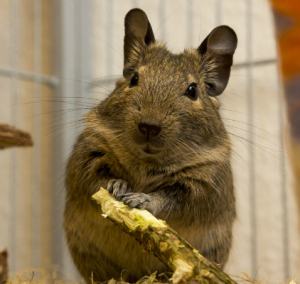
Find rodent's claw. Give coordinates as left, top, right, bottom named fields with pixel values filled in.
left=107, top=180, right=115, bottom=194
left=122, top=192, right=150, bottom=210
left=107, top=179, right=131, bottom=201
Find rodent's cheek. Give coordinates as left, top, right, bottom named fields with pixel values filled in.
left=209, top=97, right=220, bottom=108
left=124, top=112, right=142, bottom=143
left=123, top=86, right=130, bottom=92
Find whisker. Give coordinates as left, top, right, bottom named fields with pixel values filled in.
left=42, top=120, right=85, bottom=142
left=224, top=124, right=281, bottom=150
left=222, top=117, right=279, bottom=140
left=220, top=108, right=269, bottom=123
left=59, top=77, right=113, bottom=93
left=90, top=32, right=123, bottom=57
left=228, top=132, right=279, bottom=160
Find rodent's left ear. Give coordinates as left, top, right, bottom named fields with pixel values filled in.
left=198, top=26, right=237, bottom=97
left=123, top=9, right=155, bottom=75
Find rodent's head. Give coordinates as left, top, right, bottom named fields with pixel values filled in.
left=92, top=9, right=237, bottom=168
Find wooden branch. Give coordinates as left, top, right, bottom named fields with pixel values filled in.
left=0, top=124, right=33, bottom=149
left=0, top=250, right=8, bottom=284
left=92, top=188, right=237, bottom=284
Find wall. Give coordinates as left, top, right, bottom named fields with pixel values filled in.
left=0, top=0, right=54, bottom=277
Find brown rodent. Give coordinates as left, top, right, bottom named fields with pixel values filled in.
left=64, top=8, right=237, bottom=283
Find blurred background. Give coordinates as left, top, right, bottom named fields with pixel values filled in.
left=0, top=0, right=299, bottom=282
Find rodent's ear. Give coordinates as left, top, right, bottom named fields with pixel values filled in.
left=198, top=25, right=237, bottom=97
left=123, top=9, right=155, bottom=75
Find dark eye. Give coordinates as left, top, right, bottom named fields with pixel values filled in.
left=184, top=83, right=198, bottom=100
left=130, top=72, right=139, bottom=87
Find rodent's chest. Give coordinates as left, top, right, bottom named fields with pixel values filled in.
left=126, top=169, right=173, bottom=193
left=98, top=137, right=215, bottom=193
left=118, top=161, right=202, bottom=194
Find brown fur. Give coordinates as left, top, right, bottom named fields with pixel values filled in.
left=64, top=9, right=237, bottom=283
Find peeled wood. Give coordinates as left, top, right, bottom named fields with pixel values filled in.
left=0, top=124, right=33, bottom=149
left=92, top=188, right=237, bottom=284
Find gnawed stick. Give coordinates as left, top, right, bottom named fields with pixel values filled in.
left=92, top=188, right=237, bottom=284
left=0, top=124, right=33, bottom=149
left=0, top=250, right=8, bottom=284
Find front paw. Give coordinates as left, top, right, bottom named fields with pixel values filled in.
left=121, top=192, right=150, bottom=210
left=107, top=179, right=131, bottom=201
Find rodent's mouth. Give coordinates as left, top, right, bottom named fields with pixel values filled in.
left=142, top=144, right=160, bottom=155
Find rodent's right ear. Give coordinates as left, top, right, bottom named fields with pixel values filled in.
left=198, top=26, right=237, bottom=97
left=123, top=9, right=155, bottom=76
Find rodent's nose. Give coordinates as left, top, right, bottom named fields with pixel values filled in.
left=138, top=122, right=161, bottom=137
